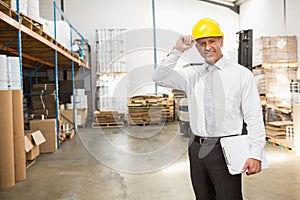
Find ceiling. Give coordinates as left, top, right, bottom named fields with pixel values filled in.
left=198, top=0, right=250, bottom=13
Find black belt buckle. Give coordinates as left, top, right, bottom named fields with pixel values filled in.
left=194, top=136, right=206, bottom=145
left=194, top=135, right=220, bottom=145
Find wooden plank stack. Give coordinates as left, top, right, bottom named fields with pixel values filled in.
left=265, top=121, right=293, bottom=139
left=93, top=110, right=125, bottom=128
left=253, top=35, right=298, bottom=121
left=127, top=95, right=162, bottom=126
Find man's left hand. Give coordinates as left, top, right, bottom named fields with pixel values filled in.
left=241, top=158, right=262, bottom=176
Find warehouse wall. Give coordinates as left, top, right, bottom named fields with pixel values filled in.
left=39, top=0, right=239, bottom=111
left=240, top=0, right=300, bottom=74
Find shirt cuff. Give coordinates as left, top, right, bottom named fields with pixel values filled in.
left=250, top=147, right=263, bottom=161
left=172, top=48, right=184, bottom=55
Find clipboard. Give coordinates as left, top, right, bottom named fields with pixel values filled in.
left=220, top=135, right=268, bottom=175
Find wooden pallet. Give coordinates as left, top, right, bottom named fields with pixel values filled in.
left=127, top=122, right=162, bottom=127
left=0, top=0, right=14, bottom=17
left=266, top=137, right=295, bottom=153
left=0, top=1, right=75, bottom=58
left=66, top=131, right=75, bottom=139
left=20, top=15, right=43, bottom=35
left=0, top=1, right=43, bottom=34
left=254, top=62, right=298, bottom=69
left=92, top=122, right=124, bottom=128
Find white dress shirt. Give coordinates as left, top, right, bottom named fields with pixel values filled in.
left=152, top=49, right=266, bottom=161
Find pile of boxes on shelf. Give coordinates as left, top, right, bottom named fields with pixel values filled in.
left=61, top=88, right=87, bottom=137
left=60, top=88, right=88, bottom=131
left=31, top=83, right=56, bottom=119
left=252, top=35, right=298, bottom=146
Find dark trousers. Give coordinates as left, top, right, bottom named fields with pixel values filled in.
left=188, top=138, right=243, bottom=200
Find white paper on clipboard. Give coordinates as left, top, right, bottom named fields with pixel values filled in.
left=220, top=135, right=268, bottom=175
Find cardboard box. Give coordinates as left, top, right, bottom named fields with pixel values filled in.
left=29, top=119, right=57, bottom=153
left=0, top=90, right=15, bottom=189
left=60, top=108, right=87, bottom=128
left=12, top=90, right=26, bottom=182
left=24, top=130, right=46, bottom=160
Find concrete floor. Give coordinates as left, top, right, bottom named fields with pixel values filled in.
left=1, top=122, right=300, bottom=200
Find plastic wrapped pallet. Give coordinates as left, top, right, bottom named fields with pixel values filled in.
left=7, top=56, right=21, bottom=90
left=11, top=0, right=28, bottom=15
left=27, top=0, right=40, bottom=22
left=253, top=35, right=298, bottom=67
left=0, top=55, right=8, bottom=90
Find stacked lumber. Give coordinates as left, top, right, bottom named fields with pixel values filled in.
left=265, top=121, right=293, bottom=139
left=93, top=110, right=125, bottom=128
left=127, top=95, right=162, bottom=126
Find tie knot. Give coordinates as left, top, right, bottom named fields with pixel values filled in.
left=206, top=66, right=216, bottom=73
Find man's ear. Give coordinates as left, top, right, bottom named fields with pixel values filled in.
left=219, top=37, right=224, bottom=47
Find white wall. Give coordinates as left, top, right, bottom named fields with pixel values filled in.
left=240, top=0, right=300, bottom=68
left=39, top=0, right=239, bottom=111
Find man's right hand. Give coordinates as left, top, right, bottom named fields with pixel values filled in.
left=175, top=35, right=195, bottom=53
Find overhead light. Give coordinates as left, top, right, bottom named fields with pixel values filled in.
left=197, top=0, right=239, bottom=13
left=208, top=0, right=234, bottom=7
left=234, top=0, right=250, bottom=6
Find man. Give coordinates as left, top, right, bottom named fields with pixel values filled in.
left=152, top=18, right=266, bottom=200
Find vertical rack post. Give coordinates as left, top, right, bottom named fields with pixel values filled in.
left=152, top=0, right=157, bottom=95
left=53, top=1, right=60, bottom=149
left=70, top=24, right=77, bottom=134
left=16, top=0, right=23, bottom=90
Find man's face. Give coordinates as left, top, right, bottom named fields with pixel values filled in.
left=195, top=37, right=223, bottom=65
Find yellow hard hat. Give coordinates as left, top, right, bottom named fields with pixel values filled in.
left=192, top=18, right=224, bottom=40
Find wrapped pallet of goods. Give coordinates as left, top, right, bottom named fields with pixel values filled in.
left=0, top=55, right=8, bottom=90
left=253, top=35, right=298, bottom=67
left=253, top=35, right=298, bottom=122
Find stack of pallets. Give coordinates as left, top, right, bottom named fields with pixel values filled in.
left=93, top=110, right=125, bottom=128
left=265, top=121, right=293, bottom=139
left=127, top=95, right=162, bottom=126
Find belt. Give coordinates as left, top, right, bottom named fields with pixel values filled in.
left=194, top=135, right=220, bottom=144
left=194, top=134, right=239, bottom=145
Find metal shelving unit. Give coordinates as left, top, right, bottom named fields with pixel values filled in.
left=0, top=0, right=90, bottom=149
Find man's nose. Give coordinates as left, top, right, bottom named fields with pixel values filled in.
left=205, top=43, right=211, bottom=51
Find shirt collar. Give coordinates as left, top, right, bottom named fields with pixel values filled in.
left=204, top=56, right=227, bottom=71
